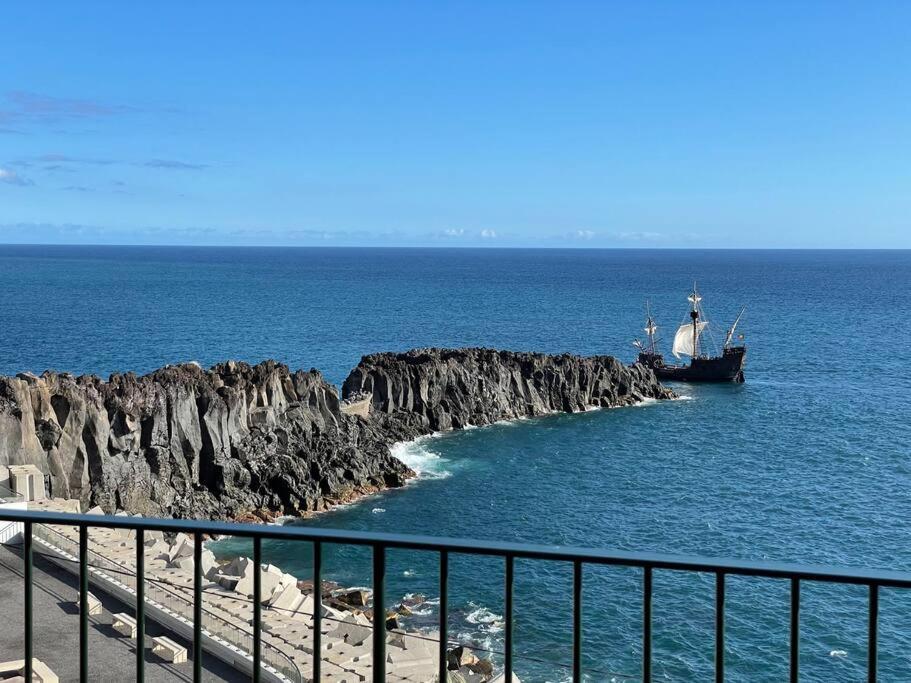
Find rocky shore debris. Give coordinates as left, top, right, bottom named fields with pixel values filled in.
left=1, top=348, right=672, bottom=520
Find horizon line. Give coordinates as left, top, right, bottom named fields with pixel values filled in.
left=1, top=242, right=910, bottom=252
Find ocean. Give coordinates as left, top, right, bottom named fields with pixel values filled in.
left=3, top=245, right=910, bottom=682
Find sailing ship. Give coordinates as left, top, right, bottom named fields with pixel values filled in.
left=633, top=285, right=747, bottom=382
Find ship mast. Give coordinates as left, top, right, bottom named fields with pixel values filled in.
left=689, top=282, right=700, bottom=359
left=645, top=300, right=657, bottom=354
left=724, top=307, right=746, bottom=348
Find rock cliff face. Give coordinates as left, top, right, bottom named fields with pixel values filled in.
left=0, top=349, right=672, bottom=519
left=342, top=348, right=675, bottom=438
left=0, top=361, right=409, bottom=519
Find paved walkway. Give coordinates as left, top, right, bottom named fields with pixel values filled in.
left=0, top=543, right=243, bottom=683
left=27, top=500, right=444, bottom=682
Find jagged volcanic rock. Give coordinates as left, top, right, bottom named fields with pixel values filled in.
left=0, top=349, right=672, bottom=519
left=342, top=348, right=675, bottom=435
left=0, top=361, right=409, bottom=518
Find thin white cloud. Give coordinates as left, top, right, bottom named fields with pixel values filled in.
left=0, top=91, right=137, bottom=125
left=614, top=231, right=663, bottom=242
left=142, top=159, right=208, bottom=171
left=480, top=229, right=497, bottom=238
left=441, top=228, right=465, bottom=237
left=14, top=154, right=207, bottom=171
left=0, top=167, right=32, bottom=186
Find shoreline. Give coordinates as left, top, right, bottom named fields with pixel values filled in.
left=2, top=347, right=674, bottom=522
left=238, top=391, right=674, bottom=528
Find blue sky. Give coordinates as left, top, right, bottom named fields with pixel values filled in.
left=1, top=2, right=909, bottom=248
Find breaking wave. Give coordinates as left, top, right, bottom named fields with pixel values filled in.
left=390, top=438, right=452, bottom=480
left=465, top=601, right=504, bottom=634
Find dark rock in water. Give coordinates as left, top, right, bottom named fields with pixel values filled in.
left=337, top=588, right=371, bottom=607
left=342, top=347, right=675, bottom=435
left=0, top=348, right=672, bottom=519
left=447, top=645, right=483, bottom=671
left=384, top=611, right=400, bottom=631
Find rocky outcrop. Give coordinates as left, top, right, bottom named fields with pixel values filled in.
left=0, top=361, right=410, bottom=519
left=342, top=348, right=675, bottom=435
left=0, top=349, right=672, bottom=519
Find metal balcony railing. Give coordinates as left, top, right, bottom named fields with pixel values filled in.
left=1, top=507, right=910, bottom=682
left=0, top=484, right=23, bottom=504
left=28, top=521, right=302, bottom=682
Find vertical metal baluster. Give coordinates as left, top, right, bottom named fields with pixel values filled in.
left=789, top=578, right=799, bottom=683
left=505, top=556, right=514, bottom=681
left=136, top=529, right=145, bottom=683
left=715, top=572, right=725, bottom=683
left=868, top=584, right=878, bottom=683
left=193, top=532, right=203, bottom=682
left=313, top=541, right=322, bottom=682
left=80, top=524, right=89, bottom=682
left=572, top=560, right=582, bottom=683
left=439, top=550, right=449, bottom=682
left=373, top=544, right=386, bottom=682
left=253, top=537, right=262, bottom=683
left=24, top=521, right=33, bottom=683
left=643, top=567, right=653, bottom=683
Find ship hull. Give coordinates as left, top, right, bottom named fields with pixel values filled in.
left=638, top=347, right=746, bottom=383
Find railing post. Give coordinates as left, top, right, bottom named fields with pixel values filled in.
left=643, top=566, right=652, bottom=683
left=372, top=544, right=386, bottom=682
left=715, top=572, right=725, bottom=683
left=439, top=550, right=449, bottom=682
left=572, top=559, right=582, bottom=683
left=136, top=528, right=145, bottom=683
left=24, top=521, right=33, bottom=683
left=80, top=524, right=89, bottom=682
left=505, top=555, right=514, bottom=681
left=313, top=540, right=322, bottom=682
left=869, top=584, right=879, bottom=682
left=253, top=536, right=262, bottom=683
left=193, top=532, right=203, bottom=682
left=789, top=578, right=799, bottom=683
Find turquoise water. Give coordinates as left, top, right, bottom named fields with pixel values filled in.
left=2, top=246, right=911, bottom=681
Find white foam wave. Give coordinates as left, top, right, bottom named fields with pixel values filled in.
left=271, top=515, right=296, bottom=526
left=390, top=439, right=452, bottom=480
left=371, top=507, right=385, bottom=514
left=334, top=585, right=371, bottom=594
left=465, top=602, right=504, bottom=634
left=830, top=649, right=848, bottom=658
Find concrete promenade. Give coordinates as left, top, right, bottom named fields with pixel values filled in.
left=0, top=543, right=241, bottom=683
left=16, top=500, right=506, bottom=683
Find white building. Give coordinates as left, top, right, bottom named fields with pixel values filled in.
left=0, top=464, right=44, bottom=544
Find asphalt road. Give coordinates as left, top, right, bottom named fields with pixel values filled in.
left=0, top=541, right=245, bottom=683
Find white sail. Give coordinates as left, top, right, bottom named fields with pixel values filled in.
left=644, top=322, right=657, bottom=335
left=672, top=321, right=708, bottom=359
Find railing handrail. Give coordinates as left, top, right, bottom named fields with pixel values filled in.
left=3, top=507, right=910, bottom=588
left=0, top=484, right=24, bottom=502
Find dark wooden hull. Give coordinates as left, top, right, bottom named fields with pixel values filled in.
left=638, top=347, right=746, bottom=383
